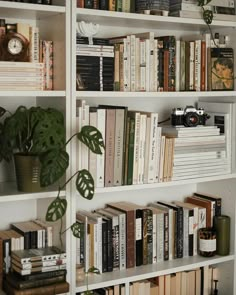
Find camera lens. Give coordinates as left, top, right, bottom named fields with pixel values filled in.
left=184, top=112, right=199, bottom=127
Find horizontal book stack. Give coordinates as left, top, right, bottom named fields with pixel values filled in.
left=0, top=219, right=53, bottom=290
left=76, top=192, right=222, bottom=273
left=4, top=247, right=68, bottom=295
left=162, top=125, right=230, bottom=181
left=0, top=62, right=44, bottom=91
left=76, top=43, right=114, bottom=91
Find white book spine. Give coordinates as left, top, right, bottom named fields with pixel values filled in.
left=139, top=39, right=146, bottom=91
left=145, top=39, right=150, bottom=92
left=119, top=213, right=126, bottom=270
left=158, top=134, right=165, bottom=183
left=153, top=39, right=158, bottom=92
left=29, top=26, right=39, bottom=63
left=156, top=213, right=164, bottom=262
left=132, top=112, right=141, bottom=185
left=89, top=112, right=97, bottom=187
left=149, top=36, right=155, bottom=92
left=189, top=41, right=195, bottom=90
left=143, top=116, right=151, bottom=184
left=96, top=109, right=106, bottom=188
left=175, top=40, right=180, bottom=92
left=155, top=126, right=162, bottom=183
left=152, top=213, right=157, bottom=264
left=130, top=35, right=136, bottom=92
left=147, top=113, right=158, bottom=183
left=93, top=223, right=99, bottom=270
left=135, top=37, right=140, bottom=91
left=138, top=114, right=147, bottom=184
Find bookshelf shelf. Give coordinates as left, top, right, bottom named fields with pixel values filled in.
left=76, top=254, right=235, bottom=292
left=76, top=90, right=236, bottom=98
left=0, top=1, right=66, bottom=20
left=90, top=173, right=236, bottom=194
left=0, top=91, right=66, bottom=97
left=0, top=182, right=65, bottom=202
left=76, top=8, right=236, bottom=30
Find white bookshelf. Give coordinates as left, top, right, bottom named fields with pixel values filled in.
left=1, top=0, right=236, bottom=294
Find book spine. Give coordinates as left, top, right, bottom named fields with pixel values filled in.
left=127, top=117, right=135, bottom=185
left=182, top=209, right=189, bottom=258
left=132, top=112, right=141, bottom=185
left=163, top=212, right=169, bottom=261
left=114, top=44, right=120, bottom=91
left=29, top=26, right=39, bottom=63
left=119, top=213, right=126, bottom=270
left=135, top=209, right=143, bottom=266
left=189, top=41, right=195, bottom=91
left=104, top=109, right=115, bottom=187
left=139, top=39, right=146, bottom=91
left=188, top=209, right=194, bottom=256
left=156, top=213, right=164, bottom=262
left=107, top=219, right=113, bottom=272
left=176, top=208, right=184, bottom=258
left=142, top=209, right=148, bottom=265
left=112, top=216, right=119, bottom=270
left=102, top=220, right=108, bottom=272
left=130, top=35, right=136, bottom=92
left=145, top=39, right=150, bottom=92
left=152, top=213, right=157, bottom=264
left=96, top=109, right=106, bottom=188
left=147, top=209, right=153, bottom=264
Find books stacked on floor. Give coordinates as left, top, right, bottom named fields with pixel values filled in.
left=76, top=193, right=222, bottom=273
left=162, top=125, right=230, bottom=181
left=76, top=42, right=114, bottom=91
left=0, top=62, right=44, bottom=91
left=4, top=247, right=69, bottom=295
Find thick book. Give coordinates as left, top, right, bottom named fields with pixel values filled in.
left=3, top=280, right=69, bottom=295
left=11, top=247, right=66, bottom=264
left=194, top=192, right=222, bottom=217
left=5, top=271, right=66, bottom=290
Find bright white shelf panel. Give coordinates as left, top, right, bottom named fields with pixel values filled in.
left=0, top=91, right=66, bottom=97
left=0, top=1, right=65, bottom=19
left=76, top=254, right=235, bottom=292
left=77, top=91, right=236, bottom=98
left=0, top=182, right=65, bottom=202
left=93, top=173, right=236, bottom=194
left=76, top=8, right=236, bottom=30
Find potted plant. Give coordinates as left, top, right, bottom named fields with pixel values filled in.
left=0, top=105, right=104, bottom=195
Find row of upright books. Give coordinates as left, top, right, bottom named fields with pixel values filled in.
left=76, top=192, right=222, bottom=274
left=79, top=265, right=218, bottom=295
left=76, top=100, right=230, bottom=187
left=76, top=31, right=234, bottom=92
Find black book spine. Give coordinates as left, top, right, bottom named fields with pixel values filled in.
left=163, top=212, right=169, bottom=261
left=99, top=0, right=109, bottom=9
left=147, top=209, right=153, bottom=265
left=188, top=209, right=194, bottom=257
left=106, top=218, right=113, bottom=272
left=135, top=209, right=143, bottom=267
left=102, top=220, right=108, bottom=273
left=176, top=207, right=183, bottom=258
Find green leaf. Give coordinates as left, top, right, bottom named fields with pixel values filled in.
left=76, top=169, right=94, bottom=200
left=0, top=107, right=6, bottom=117
left=84, top=291, right=94, bottom=295
left=203, top=9, right=213, bottom=24
left=71, top=222, right=84, bottom=238
left=87, top=266, right=100, bottom=274
left=198, top=0, right=205, bottom=6
left=77, top=125, right=105, bottom=155
left=40, top=149, right=69, bottom=187
left=30, top=107, right=65, bottom=154
left=46, top=197, right=67, bottom=222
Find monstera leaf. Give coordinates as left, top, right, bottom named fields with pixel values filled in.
left=76, top=169, right=94, bottom=200
left=46, top=197, right=67, bottom=222
left=71, top=222, right=84, bottom=238
left=203, top=10, right=213, bottom=24
left=77, top=125, right=104, bottom=155
left=30, top=107, right=65, bottom=154
left=40, top=149, right=69, bottom=187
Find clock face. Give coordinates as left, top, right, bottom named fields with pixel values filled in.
left=8, top=38, right=23, bottom=55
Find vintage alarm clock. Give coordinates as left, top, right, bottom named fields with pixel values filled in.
left=0, top=32, right=29, bottom=62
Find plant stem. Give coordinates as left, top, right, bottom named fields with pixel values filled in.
left=59, top=170, right=81, bottom=191
left=64, top=132, right=80, bottom=146
left=59, top=215, right=64, bottom=252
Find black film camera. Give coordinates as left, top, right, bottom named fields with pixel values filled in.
left=171, top=106, right=210, bottom=127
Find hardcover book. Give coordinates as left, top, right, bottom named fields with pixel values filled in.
left=210, top=47, right=234, bottom=91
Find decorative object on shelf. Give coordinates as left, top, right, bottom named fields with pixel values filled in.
left=214, top=215, right=230, bottom=255
left=0, top=106, right=65, bottom=192
left=198, top=227, right=216, bottom=257
left=0, top=32, right=29, bottom=62
left=76, top=21, right=99, bottom=45
left=135, top=0, right=169, bottom=15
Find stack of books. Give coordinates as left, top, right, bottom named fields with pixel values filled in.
left=4, top=247, right=69, bottom=294
left=162, top=125, right=230, bottom=180
left=76, top=43, right=114, bottom=91
left=0, top=62, right=44, bottom=91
